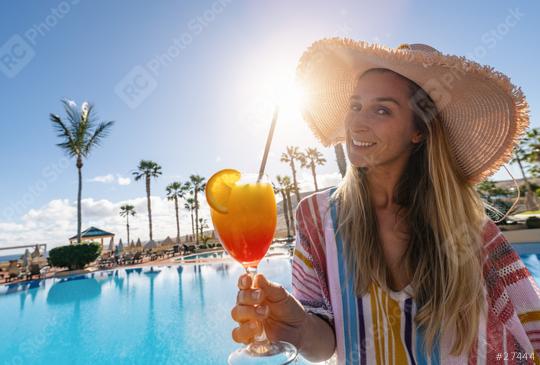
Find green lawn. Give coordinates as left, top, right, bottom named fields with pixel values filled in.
left=519, top=210, right=540, bottom=215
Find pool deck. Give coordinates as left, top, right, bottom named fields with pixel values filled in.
left=2, top=229, right=538, bottom=286
left=502, top=228, right=540, bottom=255
left=1, top=248, right=292, bottom=285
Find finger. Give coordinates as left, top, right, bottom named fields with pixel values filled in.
left=253, top=274, right=289, bottom=303
left=231, top=304, right=269, bottom=322
left=236, top=289, right=265, bottom=305
left=231, top=320, right=262, bottom=345
left=237, top=274, right=252, bottom=290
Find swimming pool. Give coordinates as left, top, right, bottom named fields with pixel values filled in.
left=0, top=258, right=320, bottom=365
left=180, top=251, right=230, bottom=261
left=2, top=254, right=540, bottom=364
left=179, top=246, right=290, bottom=262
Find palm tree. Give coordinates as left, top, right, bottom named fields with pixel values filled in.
left=119, top=204, right=136, bottom=244
left=280, top=146, right=302, bottom=203
left=523, top=128, right=540, bottom=180
left=198, top=218, right=209, bottom=240
left=50, top=100, right=114, bottom=243
left=278, top=175, right=295, bottom=235
left=525, top=128, right=540, bottom=163
left=274, top=177, right=291, bottom=238
left=475, top=180, right=512, bottom=202
left=511, top=134, right=539, bottom=211
left=133, top=160, right=162, bottom=241
left=184, top=197, right=196, bottom=241
left=187, top=175, right=206, bottom=245
left=166, top=181, right=190, bottom=244
left=334, top=144, right=347, bottom=178
left=299, top=147, right=327, bottom=192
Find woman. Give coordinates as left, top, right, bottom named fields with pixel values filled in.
left=231, top=39, right=539, bottom=364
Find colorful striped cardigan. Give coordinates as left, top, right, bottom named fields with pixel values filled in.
left=291, top=187, right=540, bottom=364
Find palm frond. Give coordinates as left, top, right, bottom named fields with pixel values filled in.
left=61, top=99, right=82, bottom=135
left=119, top=204, right=136, bottom=217
left=50, top=113, right=78, bottom=157
left=133, top=160, right=162, bottom=181
left=51, top=100, right=114, bottom=160
left=83, top=121, right=115, bottom=157
left=132, top=171, right=144, bottom=181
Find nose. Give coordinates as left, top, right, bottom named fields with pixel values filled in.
left=345, top=110, right=372, bottom=133
left=347, top=121, right=370, bottom=135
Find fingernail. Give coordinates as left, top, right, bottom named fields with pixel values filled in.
left=256, top=305, right=268, bottom=316
left=252, top=290, right=261, bottom=300
left=241, top=276, right=248, bottom=286
left=249, top=321, right=257, bottom=329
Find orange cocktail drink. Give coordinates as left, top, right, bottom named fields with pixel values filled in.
left=206, top=169, right=297, bottom=364
left=210, top=180, right=276, bottom=267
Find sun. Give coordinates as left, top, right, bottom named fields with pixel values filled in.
left=256, top=69, right=306, bottom=122
left=231, top=49, right=312, bottom=145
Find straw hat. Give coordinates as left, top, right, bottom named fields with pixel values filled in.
left=295, top=37, right=530, bottom=184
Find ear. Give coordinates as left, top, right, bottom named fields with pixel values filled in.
left=411, top=131, right=423, bottom=144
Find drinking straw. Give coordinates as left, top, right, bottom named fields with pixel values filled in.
left=257, top=106, right=279, bottom=182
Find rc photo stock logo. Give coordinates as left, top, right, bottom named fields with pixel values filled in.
left=0, top=34, right=36, bottom=78
left=0, top=0, right=82, bottom=78
left=114, top=0, right=233, bottom=109
left=114, top=66, right=158, bottom=109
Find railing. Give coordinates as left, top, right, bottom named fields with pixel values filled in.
left=0, top=243, right=47, bottom=256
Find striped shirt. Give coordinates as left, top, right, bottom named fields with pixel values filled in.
left=292, top=187, right=540, bottom=364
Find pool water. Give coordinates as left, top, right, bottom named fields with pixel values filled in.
left=180, top=251, right=229, bottom=261
left=180, top=246, right=290, bottom=262
left=2, top=254, right=540, bottom=364
left=0, top=258, right=311, bottom=365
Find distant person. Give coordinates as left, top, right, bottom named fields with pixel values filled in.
left=230, top=38, right=540, bottom=363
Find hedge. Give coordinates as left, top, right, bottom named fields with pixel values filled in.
left=48, top=242, right=102, bottom=270
left=526, top=216, right=540, bottom=229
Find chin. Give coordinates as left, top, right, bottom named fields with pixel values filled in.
left=350, top=160, right=371, bottom=169
left=346, top=146, right=372, bottom=168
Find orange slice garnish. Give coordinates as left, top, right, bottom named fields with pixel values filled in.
left=205, top=169, right=241, bottom=214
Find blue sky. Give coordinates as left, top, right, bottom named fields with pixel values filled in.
left=0, top=0, right=538, bottom=248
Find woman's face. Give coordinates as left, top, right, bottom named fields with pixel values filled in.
left=345, top=70, right=422, bottom=169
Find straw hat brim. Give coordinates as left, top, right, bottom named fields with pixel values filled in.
left=296, top=37, right=530, bottom=184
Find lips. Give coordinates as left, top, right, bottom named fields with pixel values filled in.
left=352, top=138, right=376, bottom=147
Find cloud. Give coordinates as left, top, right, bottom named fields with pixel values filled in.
left=0, top=172, right=341, bottom=253
left=117, top=176, right=131, bottom=185
left=0, top=195, right=212, bottom=252
left=295, top=172, right=342, bottom=192
left=90, top=174, right=131, bottom=186
left=90, top=174, right=115, bottom=183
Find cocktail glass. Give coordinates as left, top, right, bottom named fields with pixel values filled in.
left=206, top=169, right=298, bottom=365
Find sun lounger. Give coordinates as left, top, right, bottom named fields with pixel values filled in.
left=6, top=264, right=27, bottom=282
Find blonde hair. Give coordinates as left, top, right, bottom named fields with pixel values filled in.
left=331, top=68, right=488, bottom=358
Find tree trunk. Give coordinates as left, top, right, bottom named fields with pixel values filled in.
left=126, top=214, right=130, bottom=246
left=174, top=197, right=180, bottom=244
left=286, top=190, right=295, bottom=235
left=334, top=143, right=347, bottom=178
left=311, top=163, right=318, bottom=192
left=76, top=157, right=83, bottom=244
left=199, top=220, right=204, bottom=239
left=146, top=175, right=153, bottom=241
left=290, top=160, right=300, bottom=203
left=194, top=190, right=200, bottom=245
left=281, top=191, right=291, bottom=237
left=516, top=156, right=540, bottom=210
left=190, top=210, right=195, bottom=239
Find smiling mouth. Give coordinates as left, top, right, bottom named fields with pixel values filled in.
left=352, top=138, right=376, bottom=148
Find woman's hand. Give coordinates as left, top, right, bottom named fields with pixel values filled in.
left=231, top=273, right=308, bottom=349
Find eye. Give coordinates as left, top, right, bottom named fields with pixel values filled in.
left=349, top=102, right=361, bottom=112
left=375, top=106, right=390, bottom=115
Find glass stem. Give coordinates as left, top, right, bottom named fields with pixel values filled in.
left=245, top=266, right=271, bottom=350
